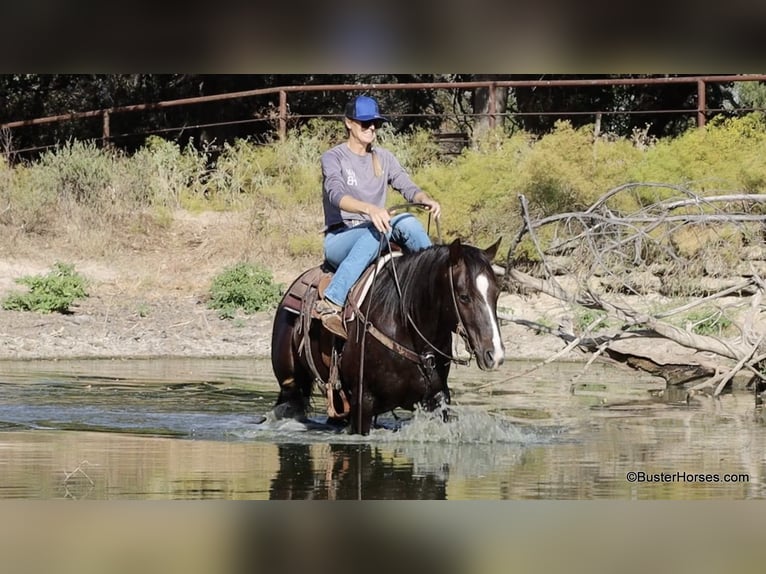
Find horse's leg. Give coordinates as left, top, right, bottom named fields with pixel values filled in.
left=273, top=356, right=315, bottom=421
left=436, top=388, right=452, bottom=422
left=422, top=388, right=452, bottom=422
left=271, top=308, right=312, bottom=420
left=273, top=378, right=311, bottom=420
left=350, top=393, right=375, bottom=435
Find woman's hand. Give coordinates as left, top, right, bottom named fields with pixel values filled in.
left=419, top=197, right=441, bottom=219
left=367, top=205, right=392, bottom=233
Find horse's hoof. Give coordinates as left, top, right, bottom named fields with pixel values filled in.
left=442, top=409, right=457, bottom=423
left=272, top=402, right=306, bottom=421
left=325, top=416, right=349, bottom=428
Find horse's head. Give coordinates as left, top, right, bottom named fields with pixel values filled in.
left=448, top=238, right=505, bottom=370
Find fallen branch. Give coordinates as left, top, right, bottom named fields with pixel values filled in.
left=685, top=334, right=765, bottom=398
left=502, top=185, right=766, bottom=396
left=477, top=314, right=606, bottom=390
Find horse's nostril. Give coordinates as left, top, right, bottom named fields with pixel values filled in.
left=485, top=349, right=504, bottom=367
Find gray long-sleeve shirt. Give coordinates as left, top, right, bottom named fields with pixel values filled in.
left=321, top=143, right=421, bottom=230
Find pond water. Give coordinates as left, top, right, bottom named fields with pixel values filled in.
left=0, top=356, right=764, bottom=499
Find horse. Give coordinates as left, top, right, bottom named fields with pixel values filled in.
left=270, top=237, right=505, bottom=435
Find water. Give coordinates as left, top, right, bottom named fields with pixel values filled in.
left=0, top=356, right=764, bottom=499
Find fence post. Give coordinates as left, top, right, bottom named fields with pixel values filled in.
left=278, top=90, right=287, bottom=141
left=488, top=82, right=497, bottom=130
left=697, top=79, right=706, bottom=128
left=102, top=110, right=111, bottom=147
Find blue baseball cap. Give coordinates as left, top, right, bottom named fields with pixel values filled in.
left=344, top=95, right=388, bottom=122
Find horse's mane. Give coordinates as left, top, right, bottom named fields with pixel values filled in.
left=371, top=243, right=491, bottom=320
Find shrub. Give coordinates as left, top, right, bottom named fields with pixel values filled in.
left=630, top=112, right=766, bottom=191
left=35, top=140, right=115, bottom=206
left=130, top=136, right=210, bottom=208
left=287, top=233, right=323, bottom=258
left=415, top=130, right=531, bottom=243
left=2, top=262, right=88, bottom=313
left=207, top=262, right=283, bottom=319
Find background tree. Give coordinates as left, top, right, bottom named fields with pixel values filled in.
left=508, top=74, right=736, bottom=138
left=733, top=80, right=766, bottom=111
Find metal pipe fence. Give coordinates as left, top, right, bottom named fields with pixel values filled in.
left=2, top=75, right=766, bottom=157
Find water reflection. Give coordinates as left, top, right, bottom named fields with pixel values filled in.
left=0, top=357, right=765, bottom=499
left=269, top=443, right=447, bottom=500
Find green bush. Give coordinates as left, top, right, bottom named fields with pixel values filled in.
left=35, top=140, right=114, bottom=205
left=130, top=135, right=210, bottom=208
left=574, top=307, right=608, bottom=333
left=207, top=262, right=283, bottom=319
left=630, top=113, right=766, bottom=190
left=2, top=262, right=88, bottom=313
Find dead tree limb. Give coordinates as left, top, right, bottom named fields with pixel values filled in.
left=503, top=184, right=766, bottom=395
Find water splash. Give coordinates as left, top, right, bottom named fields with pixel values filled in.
left=238, top=404, right=542, bottom=445
left=369, top=405, right=532, bottom=444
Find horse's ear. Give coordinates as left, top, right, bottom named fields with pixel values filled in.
left=448, top=238, right=463, bottom=264
left=484, top=237, right=502, bottom=260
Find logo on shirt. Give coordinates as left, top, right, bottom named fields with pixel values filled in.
left=345, top=168, right=358, bottom=186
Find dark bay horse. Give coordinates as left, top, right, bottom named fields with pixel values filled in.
left=270, top=237, right=505, bottom=434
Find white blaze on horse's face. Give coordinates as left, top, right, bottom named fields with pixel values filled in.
left=475, top=273, right=505, bottom=369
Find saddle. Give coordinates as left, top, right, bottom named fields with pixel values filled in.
left=281, top=252, right=402, bottom=420
left=282, top=251, right=403, bottom=323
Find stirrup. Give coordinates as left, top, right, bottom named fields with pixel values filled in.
left=319, top=311, right=347, bottom=339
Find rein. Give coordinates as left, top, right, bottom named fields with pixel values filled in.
left=387, top=202, right=443, bottom=244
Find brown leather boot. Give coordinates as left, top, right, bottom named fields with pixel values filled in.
left=314, top=299, right=347, bottom=339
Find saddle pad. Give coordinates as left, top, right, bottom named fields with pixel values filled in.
left=344, top=252, right=402, bottom=321
left=283, top=252, right=402, bottom=318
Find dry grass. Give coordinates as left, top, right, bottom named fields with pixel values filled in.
left=0, top=208, right=313, bottom=303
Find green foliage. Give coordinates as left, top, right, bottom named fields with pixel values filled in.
left=734, top=82, right=766, bottom=111
left=683, top=309, right=733, bottom=337
left=574, top=307, right=608, bottom=333
left=206, top=122, right=330, bottom=209
left=0, top=161, right=57, bottom=233
left=5, top=111, right=766, bottom=267
left=35, top=140, right=115, bottom=205
left=377, top=127, right=442, bottom=171
left=136, top=302, right=150, bottom=318
left=130, top=136, right=210, bottom=208
left=2, top=262, right=88, bottom=313
left=207, top=262, right=283, bottom=319
left=416, top=131, right=531, bottom=244
left=533, top=316, right=555, bottom=335
left=629, top=113, right=766, bottom=191
left=287, top=233, right=323, bottom=258
left=516, top=121, right=644, bottom=214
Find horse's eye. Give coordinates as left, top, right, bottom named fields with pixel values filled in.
left=458, top=294, right=470, bottom=304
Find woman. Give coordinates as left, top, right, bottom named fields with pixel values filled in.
left=315, top=95, right=441, bottom=338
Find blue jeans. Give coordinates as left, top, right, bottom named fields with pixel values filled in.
left=322, top=213, right=432, bottom=306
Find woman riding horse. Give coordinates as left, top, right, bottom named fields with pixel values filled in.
left=314, top=95, right=441, bottom=339
left=271, top=235, right=506, bottom=434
